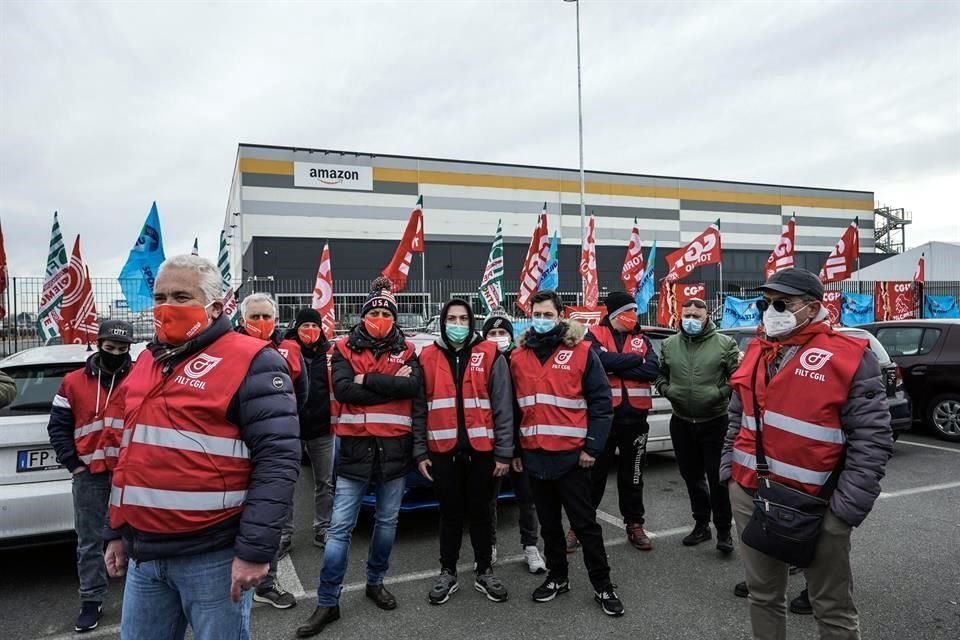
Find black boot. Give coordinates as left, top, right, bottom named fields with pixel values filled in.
left=296, top=606, right=341, bottom=638
left=789, top=588, right=812, bottom=615
left=716, top=529, right=734, bottom=554
left=365, top=583, right=398, bottom=610
left=734, top=581, right=749, bottom=598
left=682, top=522, right=712, bottom=547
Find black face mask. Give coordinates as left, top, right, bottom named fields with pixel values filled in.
left=99, top=350, right=131, bottom=373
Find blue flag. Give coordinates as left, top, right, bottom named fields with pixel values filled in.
left=118, top=202, right=166, bottom=312
left=721, top=295, right=763, bottom=329
left=925, top=295, right=960, bottom=319
left=841, top=292, right=874, bottom=326
left=635, top=241, right=657, bottom=312
left=538, top=231, right=559, bottom=291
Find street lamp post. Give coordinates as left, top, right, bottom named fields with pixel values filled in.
left=564, top=0, right=586, bottom=246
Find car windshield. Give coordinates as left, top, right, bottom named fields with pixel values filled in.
left=0, top=364, right=83, bottom=416
left=838, top=328, right=892, bottom=365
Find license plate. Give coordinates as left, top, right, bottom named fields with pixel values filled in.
left=16, top=448, right=62, bottom=472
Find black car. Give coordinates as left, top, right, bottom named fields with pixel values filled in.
left=859, top=320, right=960, bottom=442
left=719, top=326, right=913, bottom=438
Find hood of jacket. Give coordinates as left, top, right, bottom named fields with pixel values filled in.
left=436, top=298, right=481, bottom=352
left=517, top=319, right=586, bottom=349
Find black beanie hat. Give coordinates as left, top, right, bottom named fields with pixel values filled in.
left=604, top=291, right=637, bottom=319
left=481, top=307, right=515, bottom=338
left=361, top=276, right=399, bottom=318
left=294, top=307, right=324, bottom=329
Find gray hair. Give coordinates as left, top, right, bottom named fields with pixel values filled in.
left=240, top=292, right=277, bottom=318
left=156, top=255, right=223, bottom=305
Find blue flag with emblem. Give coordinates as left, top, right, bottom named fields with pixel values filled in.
left=118, top=202, right=166, bottom=312
left=635, top=240, right=657, bottom=313
left=538, top=231, right=559, bottom=291
left=721, top=295, right=763, bottom=329
left=841, top=292, right=874, bottom=326
left=924, top=295, right=960, bottom=319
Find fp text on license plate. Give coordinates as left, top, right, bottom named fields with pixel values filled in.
left=17, top=448, right=61, bottom=472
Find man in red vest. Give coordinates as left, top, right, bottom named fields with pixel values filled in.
left=47, top=319, right=134, bottom=633
left=414, top=298, right=515, bottom=605
left=237, top=291, right=309, bottom=610
left=103, top=255, right=301, bottom=640
left=510, top=290, right=624, bottom=617
left=720, top=268, right=893, bottom=640
left=298, top=278, right=424, bottom=638
left=583, top=290, right=661, bottom=551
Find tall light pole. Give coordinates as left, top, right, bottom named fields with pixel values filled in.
left=564, top=0, right=586, bottom=246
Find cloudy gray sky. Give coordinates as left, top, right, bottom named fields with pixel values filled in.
left=2, top=0, right=958, bottom=277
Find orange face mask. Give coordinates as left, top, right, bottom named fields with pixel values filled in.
left=154, top=304, right=210, bottom=345
left=364, top=315, right=394, bottom=339
left=298, top=326, right=322, bottom=345
left=245, top=319, right=276, bottom=341
left=616, top=310, right=638, bottom=331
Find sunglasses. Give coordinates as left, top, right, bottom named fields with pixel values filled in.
left=681, top=300, right=707, bottom=309
left=756, top=299, right=799, bottom=313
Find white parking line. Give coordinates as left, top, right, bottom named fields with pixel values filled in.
left=278, top=553, right=306, bottom=599
left=896, top=439, right=960, bottom=454
left=879, top=480, right=960, bottom=499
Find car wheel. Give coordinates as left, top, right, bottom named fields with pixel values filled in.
left=927, top=394, right=960, bottom=442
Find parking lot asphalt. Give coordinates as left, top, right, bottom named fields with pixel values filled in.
left=3, top=432, right=959, bottom=640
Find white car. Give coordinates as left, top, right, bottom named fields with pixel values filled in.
left=0, top=343, right=146, bottom=547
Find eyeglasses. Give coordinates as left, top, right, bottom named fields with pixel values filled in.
left=681, top=300, right=707, bottom=309
left=756, top=299, right=796, bottom=313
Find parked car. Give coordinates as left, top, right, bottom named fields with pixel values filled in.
left=0, top=343, right=147, bottom=547
left=719, top=326, right=913, bottom=438
left=858, top=320, right=960, bottom=442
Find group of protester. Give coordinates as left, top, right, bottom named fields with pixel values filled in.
left=46, top=254, right=892, bottom=640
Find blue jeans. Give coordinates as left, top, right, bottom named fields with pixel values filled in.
left=316, top=474, right=405, bottom=607
left=121, top=547, right=253, bottom=640
left=72, top=469, right=111, bottom=602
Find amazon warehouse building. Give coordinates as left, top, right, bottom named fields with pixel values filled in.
left=223, top=143, right=885, bottom=326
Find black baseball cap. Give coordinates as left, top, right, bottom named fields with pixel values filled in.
left=758, top=268, right=824, bottom=300
left=97, top=320, right=135, bottom=344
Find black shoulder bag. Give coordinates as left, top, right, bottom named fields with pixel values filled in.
left=739, top=359, right=845, bottom=568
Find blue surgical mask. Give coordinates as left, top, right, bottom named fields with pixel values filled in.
left=681, top=318, right=703, bottom=335
left=531, top=318, right=558, bottom=334
left=445, top=324, right=471, bottom=343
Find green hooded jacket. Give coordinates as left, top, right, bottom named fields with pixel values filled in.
left=655, top=320, right=741, bottom=422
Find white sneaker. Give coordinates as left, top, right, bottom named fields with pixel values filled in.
left=524, top=545, right=547, bottom=574
left=491, top=545, right=498, bottom=566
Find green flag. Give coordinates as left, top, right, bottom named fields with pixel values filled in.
left=478, top=220, right=504, bottom=313
left=37, top=211, right=69, bottom=342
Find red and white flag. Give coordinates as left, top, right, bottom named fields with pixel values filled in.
left=764, top=217, right=796, bottom=280
left=621, top=219, right=644, bottom=293
left=516, top=205, right=550, bottom=315
left=665, top=219, right=722, bottom=283
left=579, top=215, right=599, bottom=308
left=914, top=253, right=925, bottom=284
left=59, top=236, right=99, bottom=345
left=818, top=218, right=859, bottom=285
left=312, top=242, right=336, bottom=338
left=381, top=196, right=425, bottom=292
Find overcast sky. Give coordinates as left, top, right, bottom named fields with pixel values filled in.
left=2, top=0, right=958, bottom=277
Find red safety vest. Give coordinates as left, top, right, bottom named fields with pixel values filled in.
left=328, top=339, right=343, bottom=427
left=55, top=367, right=126, bottom=474
left=420, top=340, right=498, bottom=453
left=109, top=332, right=265, bottom=534
left=510, top=340, right=591, bottom=452
left=730, top=330, right=866, bottom=496
left=334, top=340, right=415, bottom=438
left=588, top=325, right=653, bottom=410
left=276, top=338, right=303, bottom=383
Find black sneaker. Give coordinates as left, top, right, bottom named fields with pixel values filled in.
left=716, top=530, right=734, bottom=554
left=429, top=569, right=459, bottom=605
left=474, top=570, right=508, bottom=603
left=75, top=601, right=102, bottom=633
left=734, top=581, right=749, bottom=598
left=254, top=585, right=297, bottom=609
left=790, top=588, right=813, bottom=615
left=682, top=523, right=712, bottom=547
left=532, top=575, right=570, bottom=603
left=313, top=530, right=326, bottom=549
left=594, top=584, right=625, bottom=617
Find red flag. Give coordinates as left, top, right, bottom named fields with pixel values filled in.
left=764, top=217, right=796, bottom=280
left=657, top=281, right=706, bottom=328
left=312, top=242, right=336, bottom=338
left=59, top=236, right=98, bottom=344
left=823, top=290, right=842, bottom=326
left=818, top=219, right=859, bottom=284
left=579, top=215, right=599, bottom=308
left=381, top=196, right=425, bottom=292
left=621, top=219, right=644, bottom=293
left=665, top=220, right=722, bottom=283
left=875, top=282, right=915, bottom=321
left=567, top=305, right=605, bottom=326
left=914, top=253, right=925, bottom=284
left=0, top=218, right=7, bottom=321
left=222, top=286, right=238, bottom=319
left=516, top=206, right=550, bottom=315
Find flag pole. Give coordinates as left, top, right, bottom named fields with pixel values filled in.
left=422, top=251, right=428, bottom=324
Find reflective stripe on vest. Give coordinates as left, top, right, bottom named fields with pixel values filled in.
left=516, top=394, right=587, bottom=410
left=427, top=397, right=492, bottom=411
left=337, top=413, right=413, bottom=427
left=132, top=424, right=250, bottom=458
left=119, top=486, right=248, bottom=511
left=519, top=424, right=588, bottom=438
left=588, top=325, right=652, bottom=410
left=59, top=368, right=127, bottom=474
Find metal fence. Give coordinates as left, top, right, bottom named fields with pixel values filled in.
left=3, top=276, right=959, bottom=356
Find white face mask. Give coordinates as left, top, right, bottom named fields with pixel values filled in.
left=763, top=304, right=810, bottom=338
left=488, top=336, right=511, bottom=352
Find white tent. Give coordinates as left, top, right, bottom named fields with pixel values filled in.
left=851, top=242, right=960, bottom=281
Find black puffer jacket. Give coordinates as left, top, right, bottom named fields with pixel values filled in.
left=283, top=326, right=331, bottom=440
left=105, top=315, right=301, bottom=565
left=331, top=323, right=425, bottom=482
